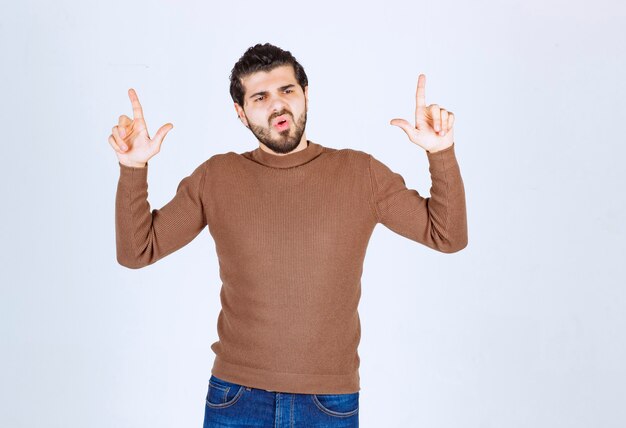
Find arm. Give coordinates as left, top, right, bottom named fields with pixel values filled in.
left=115, top=160, right=208, bottom=268
left=369, top=143, right=467, bottom=253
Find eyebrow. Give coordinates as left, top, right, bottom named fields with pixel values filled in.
left=248, top=84, right=296, bottom=99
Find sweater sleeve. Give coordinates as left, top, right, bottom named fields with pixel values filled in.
left=368, top=142, right=468, bottom=253
left=115, top=160, right=208, bottom=268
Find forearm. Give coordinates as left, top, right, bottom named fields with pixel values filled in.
left=424, top=143, right=468, bottom=252
left=115, top=162, right=154, bottom=268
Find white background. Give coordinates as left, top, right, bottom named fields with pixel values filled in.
left=1, top=0, right=625, bottom=427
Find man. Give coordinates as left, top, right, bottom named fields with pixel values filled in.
left=109, top=43, right=467, bottom=427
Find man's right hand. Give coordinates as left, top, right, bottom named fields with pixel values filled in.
left=108, top=88, right=174, bottom=168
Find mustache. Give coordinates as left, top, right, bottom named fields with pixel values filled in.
left=270, top=110, right=292, bottom=122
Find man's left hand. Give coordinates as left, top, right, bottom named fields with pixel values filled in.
left=390, top=74, right=455, bottom=153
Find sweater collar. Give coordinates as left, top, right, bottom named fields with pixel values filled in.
left=243, top=140, right=324, bottom=169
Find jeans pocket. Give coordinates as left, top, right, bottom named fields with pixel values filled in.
left=311, top=392, right=359, bottom=417
left=206, top=375, right=245, bottom=409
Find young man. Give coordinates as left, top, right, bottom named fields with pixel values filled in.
left=109, top=43, right=467, bottom=427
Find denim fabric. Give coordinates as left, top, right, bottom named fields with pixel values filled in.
left=203, top=374, right=359, bottom=427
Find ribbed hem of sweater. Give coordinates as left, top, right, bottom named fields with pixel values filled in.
left=211, top=356, right=360, bottom=394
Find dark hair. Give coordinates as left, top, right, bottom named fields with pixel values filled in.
left=229, top=43, right=308, bottom=107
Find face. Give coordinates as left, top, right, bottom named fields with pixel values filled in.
left=234, top=64, right=308, bottom=154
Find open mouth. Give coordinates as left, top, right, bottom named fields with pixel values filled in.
left=273, top=115, right=290, bottom=130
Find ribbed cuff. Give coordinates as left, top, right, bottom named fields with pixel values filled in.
left=426, top=142, right=458, bottom=172
left=119, top=161, right=148, bottom=187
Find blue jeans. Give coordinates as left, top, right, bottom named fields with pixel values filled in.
left=203, top=374, right=359, bottom=427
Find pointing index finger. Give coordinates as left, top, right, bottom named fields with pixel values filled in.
left=128, top=88, right=144, bottom=120
left=416, top=74, right=426, bottom=111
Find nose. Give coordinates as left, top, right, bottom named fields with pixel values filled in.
left=268, top=93, right=289, bottom=114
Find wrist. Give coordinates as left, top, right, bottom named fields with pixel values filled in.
left=119, top=160, right=147, bottom=168
left=427, top=142, right=454, bottom=154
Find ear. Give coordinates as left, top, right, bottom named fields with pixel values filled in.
left=304, top=85, right=308, bottom=104
left=234, top=103, right=249, bottom=128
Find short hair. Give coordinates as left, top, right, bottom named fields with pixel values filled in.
left=229, top=43, right=308, bottom=107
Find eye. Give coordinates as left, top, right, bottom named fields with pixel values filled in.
left=285, top=89, right=293, bottom=93
left=254, top=96, right=264, bottom=102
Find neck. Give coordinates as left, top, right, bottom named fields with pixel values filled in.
left=259, top=134, right=308, bottom=156
left=243, top=140, right=324, bottom=169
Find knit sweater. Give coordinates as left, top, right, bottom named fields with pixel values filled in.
left=115, top=140, right=467, bottom=394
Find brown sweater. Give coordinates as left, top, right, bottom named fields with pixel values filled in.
left=115, top=140, right=467, bottom=394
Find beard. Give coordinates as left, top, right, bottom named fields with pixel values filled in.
left=246, top=101, right=308, bottom=154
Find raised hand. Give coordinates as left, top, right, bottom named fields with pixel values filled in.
left=390, top=74, right=455, bottom=153
left=108, top=88, right=174, bottom=168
